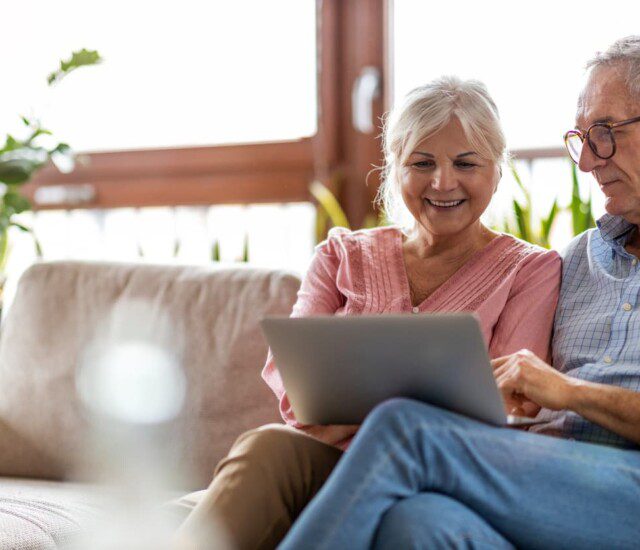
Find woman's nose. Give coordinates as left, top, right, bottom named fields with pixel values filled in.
left=431, top=167, right=458, bottom=191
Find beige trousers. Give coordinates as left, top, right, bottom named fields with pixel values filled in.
left=178, top=424, right=343, bottom=550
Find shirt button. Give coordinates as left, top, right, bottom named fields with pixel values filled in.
left=604, top=356, right=613, bottom=364
left=412, top=306, right=420, bottom=314
left=633, top=258, right=638, bottom=266
left=623, top=302, right=633, bottom=311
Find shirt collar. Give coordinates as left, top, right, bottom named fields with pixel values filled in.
left=597, top=213, right=636, bottom=247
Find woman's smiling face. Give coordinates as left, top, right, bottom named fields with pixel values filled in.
left=400, top=116, right=500, bottom=238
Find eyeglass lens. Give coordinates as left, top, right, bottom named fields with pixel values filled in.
left=565, top=126, right=614, bottom=163
left=588, top=125, right=614, bottom=158
left=565, top=133, right=582, bottom=163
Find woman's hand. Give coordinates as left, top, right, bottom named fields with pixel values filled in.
left=301, top=424, right=360, bottom=446
left=491, top=349, right=577, bottom=416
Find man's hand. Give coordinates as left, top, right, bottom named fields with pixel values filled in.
left=301, top=424, right=359, bottom=446
left=491, top=349, right=577, bottom=416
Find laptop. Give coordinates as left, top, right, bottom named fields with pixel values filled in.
left=261, top=313, right=541, bottom=427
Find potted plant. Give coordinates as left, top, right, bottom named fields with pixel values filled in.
left=0, top=49, right=102, bottom=309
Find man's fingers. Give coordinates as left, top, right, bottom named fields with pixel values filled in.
left=521, top=400, right=542, bottom=417
left=492, top=355, right=522, bottom=379
left=490, top=355, right=511, bottom=369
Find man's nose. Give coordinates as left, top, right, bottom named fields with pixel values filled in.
left=578, top=142, right=607, bottom=173
left=431, top=166, right=458, bottom=191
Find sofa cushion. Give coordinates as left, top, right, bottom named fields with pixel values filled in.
left=0, top=261, right=300, bottom=488
left=0, top=477, right=191, bottom=549
left=0, top=477, right=105, bottom=549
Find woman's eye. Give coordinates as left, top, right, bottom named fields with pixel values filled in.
left=412, top=161, right=433, bottom=168
left=456, top=162, right=476, bottom=169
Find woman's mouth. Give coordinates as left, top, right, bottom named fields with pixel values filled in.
left=424, top=198, right=466, bottom=209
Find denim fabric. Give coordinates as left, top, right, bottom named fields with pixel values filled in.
left=280, top=399, right=640, bottom=550
left=374, top=493, right=515, bottom=550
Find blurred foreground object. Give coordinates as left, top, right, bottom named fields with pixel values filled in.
left=0, top=260, right=298, bottom=546
left=70, top=300, right=230, bottom=549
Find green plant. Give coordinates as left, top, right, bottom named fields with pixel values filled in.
left=497, top=161, right=596, bottom=247
left=0, top=49, right=102, bottom=275
left=208, top=236, right=249, bottom=263
left=310, top=180, right=351, bottom=242
left=499, top=162, right=558, bottom=249
left=310, top=180, right=389, bottom=242
left=570, top=162, right=596, bottom=235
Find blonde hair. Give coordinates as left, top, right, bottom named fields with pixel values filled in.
left=376, top=76, right=507, bottom=229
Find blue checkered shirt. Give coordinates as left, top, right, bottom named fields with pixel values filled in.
left=531, top=214, right=640, bottom=448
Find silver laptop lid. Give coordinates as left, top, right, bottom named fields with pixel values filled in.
left=261, top=313, right=508, bottom=426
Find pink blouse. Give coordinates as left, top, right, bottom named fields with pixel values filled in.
left=262, top=226, right=561, bottom=434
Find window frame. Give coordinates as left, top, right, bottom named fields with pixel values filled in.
left=22, top=0, right=564, bottom=224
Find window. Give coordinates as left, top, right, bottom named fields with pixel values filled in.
left=2, top=0, right=317, bottom=151
left=393, top=0, right=639, bottom=150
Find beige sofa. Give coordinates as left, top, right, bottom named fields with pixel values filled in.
left=0, top=260, right=300, bottom=548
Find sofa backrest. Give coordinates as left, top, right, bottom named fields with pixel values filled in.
left=0, top=261, right=300, bottom=487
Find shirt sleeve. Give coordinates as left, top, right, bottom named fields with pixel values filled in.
left=488, top=250, right=562, bottom=362
left=261, top=229, right=347, bottom=427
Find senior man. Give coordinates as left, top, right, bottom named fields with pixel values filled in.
left=279, top=36, right=640, bottom=550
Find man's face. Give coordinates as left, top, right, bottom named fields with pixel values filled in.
left=576, top=65, right=640, bottom=223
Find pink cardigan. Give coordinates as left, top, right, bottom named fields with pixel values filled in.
left=263, top=226, right=561, bottom=431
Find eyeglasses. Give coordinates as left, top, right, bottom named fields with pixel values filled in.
left=564, top=115, right=640, bottom=164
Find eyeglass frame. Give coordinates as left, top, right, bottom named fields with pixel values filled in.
left=564, top=115, right=640, bottom=163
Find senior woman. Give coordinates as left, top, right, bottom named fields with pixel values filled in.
left=177, top=76, right=561, bottom=549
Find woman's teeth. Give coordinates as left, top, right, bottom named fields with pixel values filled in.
left=426, top=199, right=464, bottom=208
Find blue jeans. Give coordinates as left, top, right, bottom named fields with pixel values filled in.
left=279, top=399, right=640, bottom=549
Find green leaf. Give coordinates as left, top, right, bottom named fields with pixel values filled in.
left=51, top=142, right=72, bottom=155
left=509, top=161, right=531, bottom=203
left=315, top=206, right=329, bottom=243
left=47, top=49, right=102, bottom=85
left=310, top=181, right=350, bottom=230
left=25, top=127, right=53, bottom=145
left=541, top=199, right=558, bottom=247
left=1, top=135, right=22, bottom=153
left=211, top=239, right=220, bottom=262
left=3, top=192, right=31, bottom=214
left=501, top=216, right=511, bottom=236
left=568, top=162, right=596, bottom=235
left=9, top=222, right=43, bottom=258
left=0, top=230, right=9, bottom=272
left=512, top=200, right=530, bottom=243
left=9, top=221, right=31, bottom=233
left=240, top=233, right=249, bottom=263
left=0, top=158, right=43, bottom=185
left=570, top=162, right=583, bottom=236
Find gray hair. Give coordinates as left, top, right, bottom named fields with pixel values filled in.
left=376, top=75, right=506, bottom=229
left=585, top=35, right=640, bottom=99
